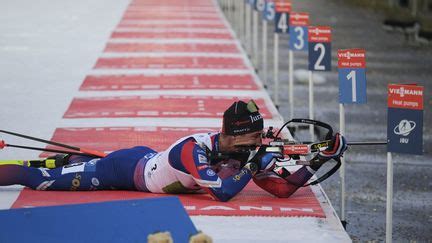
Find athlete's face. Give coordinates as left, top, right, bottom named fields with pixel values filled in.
left=232, top=131, right=263, bottom=150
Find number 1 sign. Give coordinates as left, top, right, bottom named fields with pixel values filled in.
left=338, top=49, right=367, bottom=104
left=308, top=26, right=331, bottom=71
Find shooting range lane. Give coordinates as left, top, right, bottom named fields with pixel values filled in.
left=80, top=74, right=258, bottom=90
left=1, top=0, right=325, bottom=215
left=12, top=183, right=324, bottom=218
left=94, top=56, right=246, bottom=69
left=40, top=126, right=220, bottom=156
left=63, top=95, right=272, bottom=119
left=0, top=0, right=353, bottom=241
left=103, top=43, right=240, bottom=53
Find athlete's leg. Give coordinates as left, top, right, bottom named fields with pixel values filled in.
left=0, top=155, right=102, bottom=190
left=0, top=146, right=157, bottom=191
left=0, top=165, right=48, bottom=189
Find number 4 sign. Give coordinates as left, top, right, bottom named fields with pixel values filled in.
left=338, top=49, right=367, bottom=104
left=308, top=26, right=331, bottom=71
left=274, top=0, right=291, bottom=33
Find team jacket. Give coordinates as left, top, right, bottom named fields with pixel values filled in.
left=133, top=132, right=316, bottom=201
left=134, top=132, right=254, bottom=202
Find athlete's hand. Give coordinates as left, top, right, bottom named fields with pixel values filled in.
left=318, top=133, right=348, bottom=160
left=309, top=133, right=347, bottom=171
left=248, top=146, right=283, bottom=172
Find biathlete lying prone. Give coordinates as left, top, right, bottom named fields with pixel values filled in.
left=0, top=100, right=347, bottom=201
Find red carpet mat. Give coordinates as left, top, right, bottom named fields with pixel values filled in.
left=11, top=183, right=325, bottom=218
left=40, top=126, right=218, bottom=157
left=104, top=43, right=239, bottom=53
left=63, top=96, right=271, bottom=119
left=110, top=32, right=233, bottom=40
left=94, top=56, right=243, bottom=69
left=80, top=74, right=257, bottom=90
left=117, top=22, right=226, bottom=29
left=122, top=13, right=220, bottom=20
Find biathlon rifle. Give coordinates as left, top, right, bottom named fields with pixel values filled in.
left=259, top=119, right=387, bottom=186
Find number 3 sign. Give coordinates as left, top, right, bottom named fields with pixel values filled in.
left=289, top=12, right=309, bottom=51
left=308, top=26, right=331, bottom=71
left=338, top=49, right=367, bottom=104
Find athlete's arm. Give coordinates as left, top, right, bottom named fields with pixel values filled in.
left=253, top=166, right=314, bottom=198
left=175, top=139, right=256, bottom=202
left=253, top=133, right=348, bottom=197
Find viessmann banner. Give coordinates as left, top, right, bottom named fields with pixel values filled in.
left=387, top=84, right=424, bottom=155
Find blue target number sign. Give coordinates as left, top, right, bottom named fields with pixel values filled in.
left=274, top=1, right=291, bottom=33
left=263, top=1, right=275, bottom=21
left=289, top=13, right=309, bottom=51
left=255, top=0, right=266, bottom=11
left=275, top=13, right=289, bottom=33
left=308, top=26, right=331, bottom=71
left=338, top=49, right=367, bottom=104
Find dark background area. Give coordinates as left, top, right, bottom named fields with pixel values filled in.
left=223, top=0, right=431, bottom=241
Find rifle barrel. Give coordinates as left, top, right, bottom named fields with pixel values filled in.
left=347, top=141, right=387, bottom=145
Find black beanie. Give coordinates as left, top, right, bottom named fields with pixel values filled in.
left=222, top=100, right=264, bottom=136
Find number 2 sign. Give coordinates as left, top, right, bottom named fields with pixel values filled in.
left=308, top=26, right=331, bottom=71
left=289, top=12, right=309, bottom=51
left=338, top=49, right=367, bottom=104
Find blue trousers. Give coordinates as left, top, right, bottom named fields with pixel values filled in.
left=0, top=146, right=156, bottom=191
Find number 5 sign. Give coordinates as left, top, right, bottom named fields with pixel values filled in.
left=289, top=12, right=309, bottom=51
left=274, top=0, right=291, bottom=33
left=308, top=26, right=331, bottom=71
left=263, top=0, right=275, bottom=21
left=338, top=49, right=367, bottom=104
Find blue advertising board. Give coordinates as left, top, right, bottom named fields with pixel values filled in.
left=0, top=197, right=198, bottom=243
left=387, top=84, right=424, bottom=155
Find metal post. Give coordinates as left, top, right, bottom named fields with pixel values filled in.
left=273, top=33, right=279, bottom=107
left=228, top=0, right=233, bottom=23
left=289, top=50, right=294, bottom=119
left=309, top=71, right=314, bottom=140
left=386, top=152, right=393, bottom=243
left=411, top=0, right=418, bottom=16
left=339, top=103, right=346, bottom=224
left=262, top=19, right=268, bottom=87
left=236, top=0, right=242, bottom=35
left=240, top=1, right=245, bottom=43
left=253, top=10, right=259, bottom=69
left=246, top=3, right=252, bottom=54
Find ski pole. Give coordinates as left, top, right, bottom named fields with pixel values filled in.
left=0, top=140, right=99, bottom=157
left=0, top=130, right=106, bottom=157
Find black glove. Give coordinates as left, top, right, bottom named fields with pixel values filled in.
left=310, top=133, right=348, bottom=170
left=248, top=146, right=283, bottom=172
